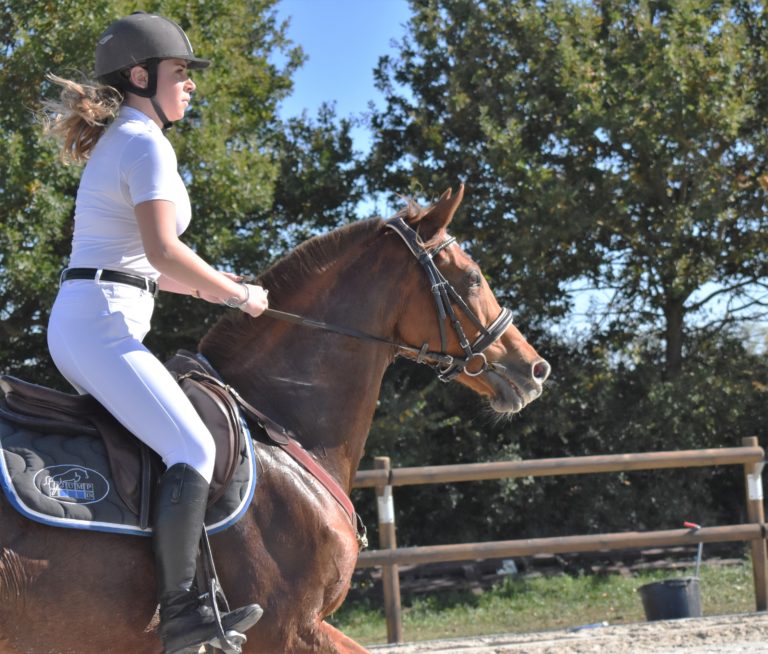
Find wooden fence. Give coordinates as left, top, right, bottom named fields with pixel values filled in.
left=351, top=436, right=767, bottom=644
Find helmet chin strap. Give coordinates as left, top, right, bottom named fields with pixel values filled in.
left=142, top=59, right=172, bottom=131
left=150, top=96, right=173, bottom=132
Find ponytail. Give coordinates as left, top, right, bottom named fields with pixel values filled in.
left=42, top=74, right=123, bottom=164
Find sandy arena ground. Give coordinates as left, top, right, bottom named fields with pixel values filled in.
left=368, top=612, right=768, bottom=653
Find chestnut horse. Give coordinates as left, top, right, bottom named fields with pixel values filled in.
left=0, top=186, right=549, bottom=653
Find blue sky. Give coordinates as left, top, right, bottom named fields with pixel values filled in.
left=274, top=0, right=412, bottom=149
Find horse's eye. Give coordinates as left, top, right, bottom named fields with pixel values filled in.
left=468, top=271, right=482, bottom=288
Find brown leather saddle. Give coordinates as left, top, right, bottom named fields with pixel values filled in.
left=0, top=351, right=260, bottom=528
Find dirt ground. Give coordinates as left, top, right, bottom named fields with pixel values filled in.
left=368, top=612, right=768, bottom=653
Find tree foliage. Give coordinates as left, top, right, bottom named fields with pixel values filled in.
left=356, top=0, right=768, bottom=546
left=357, top=331, right=767, bottom=548
left=367, top=0, right=768, bottom=375
left=0, top=0, right=361, bottom=382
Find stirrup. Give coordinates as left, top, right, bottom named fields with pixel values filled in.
left=203, top=577, right=247, bottom=653
left=206, top=628, right=247, bottom=653
left=197, top=530, right=247, bottom=654
left=168, top=643, right=243, bottom=654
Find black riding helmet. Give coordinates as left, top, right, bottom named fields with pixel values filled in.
left=95, top=12, right=210, bottom=128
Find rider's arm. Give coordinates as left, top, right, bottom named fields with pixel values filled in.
left=134, top=199, right=268, bottom=316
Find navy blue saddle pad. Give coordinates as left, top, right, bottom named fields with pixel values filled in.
left=0, top=410, right=257, bottom=537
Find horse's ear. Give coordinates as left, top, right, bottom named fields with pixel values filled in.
left=418, top=184, right=465, bottom=241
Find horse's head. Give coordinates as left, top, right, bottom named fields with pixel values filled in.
left=390, top=184, right=550, bottom=414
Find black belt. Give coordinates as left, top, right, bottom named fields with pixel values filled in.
left=60, top=268, right=158, bottom=297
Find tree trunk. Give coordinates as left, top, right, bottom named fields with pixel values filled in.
left=663, top=298, right=685, bottom=378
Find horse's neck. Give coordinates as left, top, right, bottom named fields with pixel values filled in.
left=206, top=240, right=408, bottom=489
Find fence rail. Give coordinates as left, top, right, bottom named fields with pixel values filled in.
left=351, top=436, right=766, bottom=645
left=353, top=445, right=765, bottom=487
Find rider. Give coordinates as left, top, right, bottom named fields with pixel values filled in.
left=44, top=12, right=268, bottom=653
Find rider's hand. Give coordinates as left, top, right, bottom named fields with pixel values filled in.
left=239, top=284, right=269, bottom=318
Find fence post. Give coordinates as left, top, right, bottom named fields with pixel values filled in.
left=374, top=456, right=403, bottom=643
left=742, top=436, right=767, bottom=611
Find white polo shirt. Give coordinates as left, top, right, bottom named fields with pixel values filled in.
left=67, top=105, right=192, bottom=279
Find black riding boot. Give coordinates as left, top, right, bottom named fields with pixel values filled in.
left=153, top=463, right=263, bottom=653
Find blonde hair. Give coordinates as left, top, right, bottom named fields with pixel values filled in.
left=42, top=74, right=123, bottom=164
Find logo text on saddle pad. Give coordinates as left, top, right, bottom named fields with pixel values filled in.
left=33, top=465, right=109, bottom=505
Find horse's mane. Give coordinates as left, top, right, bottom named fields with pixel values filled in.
left=258, top=217, right=382, bottom=300
left=200, top=199, right=435, bottom=356
left=201, top=218, right=385, bottom=352
left=255, top=197, right=438, bottom=299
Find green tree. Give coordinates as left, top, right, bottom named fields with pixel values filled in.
left=367, top=0, right=768, bottom=376
left=355, top=0, right=768, bottom=547
left=0, top=0, right=362, bottom=382
left=265, top=104, right=365, bottom=253
left=357, top=331, right=767, bottom=547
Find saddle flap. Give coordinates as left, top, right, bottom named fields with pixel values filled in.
left=1, top=352, right=264, bottom=519
left=178, top=375, right=243, bottom=505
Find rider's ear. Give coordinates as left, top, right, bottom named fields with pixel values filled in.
left=418, top=184, right=464, bottom=242
left=128, top=65, right=149, bottom=90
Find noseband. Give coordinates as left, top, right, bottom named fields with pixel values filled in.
left=261, top=217, right=514, bottom=383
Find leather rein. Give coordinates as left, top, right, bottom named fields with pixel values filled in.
left=260, top=217, right=514, bottom=383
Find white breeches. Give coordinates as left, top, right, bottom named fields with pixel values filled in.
left=47, top=280, right=216, bottom=482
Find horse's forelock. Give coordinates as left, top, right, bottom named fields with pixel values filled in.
left=394, top=197, right=424, bottom=222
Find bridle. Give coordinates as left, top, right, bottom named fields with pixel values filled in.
left=384, top=217, right=514, bottom=380
left=260, top=216, right=514, bottom=383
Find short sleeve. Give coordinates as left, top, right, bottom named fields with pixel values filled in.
left=121, top=132, right=181, bottom=206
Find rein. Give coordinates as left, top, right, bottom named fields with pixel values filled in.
left=261, top=307, right=453, bottom=368
left=259, top=217, right=514, bottom=383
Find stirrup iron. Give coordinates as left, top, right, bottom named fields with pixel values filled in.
left=198, top=530, right=247, bottom=654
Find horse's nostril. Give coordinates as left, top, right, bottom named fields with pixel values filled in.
left=532, top=360, right=551, bottom=382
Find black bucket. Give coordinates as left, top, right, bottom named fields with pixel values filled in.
left=638, top=577, right=702, bottom=621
